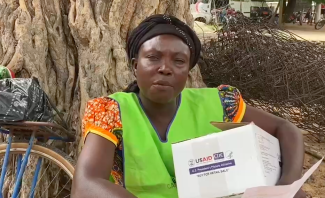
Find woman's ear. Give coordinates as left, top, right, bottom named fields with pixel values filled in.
left=131, top=58, right=137, bottom=77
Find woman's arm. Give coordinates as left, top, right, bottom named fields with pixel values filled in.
left=218, top=85, right=305, bottom=197
left=243, top=105, right=305, bottom=197
left=71, top=133, right=136, bottom=198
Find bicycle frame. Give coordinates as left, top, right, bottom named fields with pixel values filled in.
left=0, top=121, right=75, bottom=198
left=0, top=131, right=36, bottom=198
left=0, top=133, right=12, bottom=197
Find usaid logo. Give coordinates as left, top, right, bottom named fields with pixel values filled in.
left=195, top=156, right=213, bottom=164
left=213, top=152, right=224, bottom=160
left=188, top=156, right=213, bottom=167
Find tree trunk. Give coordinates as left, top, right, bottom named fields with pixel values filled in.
left=281, top=0, right=287, bottom=23
left=284, top=0, right=296, bottom=22
left=0, top=0, right=205, bottom=197
left=269, top=0, right=280, bottom=23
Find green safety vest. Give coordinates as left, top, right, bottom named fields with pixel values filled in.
left=109, top=88, right=224, bottom=198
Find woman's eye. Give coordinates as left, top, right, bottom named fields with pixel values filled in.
left=175, top=59, right=185, bottom=64
left=147, top=55, right=159, bottom=61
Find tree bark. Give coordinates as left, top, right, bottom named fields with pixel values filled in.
left=269, top=0, right=280, bottom=23
left=0, top=0, right=205, bottom=197
left=281, top=0, right=287, bottom=23
left=284, top=0, right=296, bottom=22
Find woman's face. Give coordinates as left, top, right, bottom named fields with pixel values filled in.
left=133, top=35, right=191, bottom=104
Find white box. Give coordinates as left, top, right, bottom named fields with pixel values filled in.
left=172, top=122, right=281, bottom=198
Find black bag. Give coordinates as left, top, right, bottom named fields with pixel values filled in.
left=0, top=78, right=53, bottom=122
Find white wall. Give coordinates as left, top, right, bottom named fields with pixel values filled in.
left=230, top=0, right=265, bottom=17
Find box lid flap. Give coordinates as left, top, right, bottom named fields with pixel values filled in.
left=172, top=122, right=252, bottom=145
left=210, top=122, right=251, bottom=131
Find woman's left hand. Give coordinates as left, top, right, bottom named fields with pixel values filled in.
left=294, top=189, right=307, bottom=198
left=277, top=179, right=306, bottom=198
left=243, top=105, right=305, bottom=197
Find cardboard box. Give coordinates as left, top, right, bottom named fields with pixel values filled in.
left=172, top=122, right=281, bottom=198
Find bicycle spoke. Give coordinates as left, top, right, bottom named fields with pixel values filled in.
left=12, top=133, right=36, bottom=198
left=0, top=133, right=13, bottom=192
left=63, top=193, right=71, bottom=198
left=15, top=154, right=22, bottom=182
left=17, top=160, right=51, bottom=198
left=54, top=178, right=72, bottom=198
left=0, top=141, right=74, bottom=198
left=39, top=169, right=61, bottom=197
left=29, top=158, right=42, bottom=198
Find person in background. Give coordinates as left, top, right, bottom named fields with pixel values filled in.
left=227, top=7, right=236, bottom=16
left=305, top=8, right=312, bottom=25
left=227, top=6, right=232, bottom=15
left=0, top=65, right=15, bottom=79
left=221, top=6, right=228, bottom=23
left=71, top=14, right=306, bottom=198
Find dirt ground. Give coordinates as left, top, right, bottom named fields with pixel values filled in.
left=194, top=21, right=325, bottom=42
left=303, top=138, right=325, bottom=198
left=284, top=23, right=325, bottom=41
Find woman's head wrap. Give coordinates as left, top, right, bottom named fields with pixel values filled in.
left=127, top=14, right=201, bottom=69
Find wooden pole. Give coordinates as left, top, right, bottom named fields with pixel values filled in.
left=269, top=0, right=280, bottom=23
left=279, top=0, right=284, bottom=27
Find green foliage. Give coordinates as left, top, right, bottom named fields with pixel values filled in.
left=303, top=0, right=325, bottom=4
left=315, top=0, right=325, bottom=4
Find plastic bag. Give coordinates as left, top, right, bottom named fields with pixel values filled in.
left=0, top=78, right=53, bottom=122
left=0, top=65, right=15, bottom=79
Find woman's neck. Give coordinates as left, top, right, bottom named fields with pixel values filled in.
left=138, top=92, right=178, bottom=119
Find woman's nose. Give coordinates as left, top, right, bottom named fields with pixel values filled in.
left=158, top=62, right=172, bottom=75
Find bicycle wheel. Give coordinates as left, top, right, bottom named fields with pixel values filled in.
left=0, top=141, right=75, bottom=198
left=315, top=20, right=325, bottom=30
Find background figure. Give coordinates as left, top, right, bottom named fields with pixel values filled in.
left=305, top=9, right=313, bottom=25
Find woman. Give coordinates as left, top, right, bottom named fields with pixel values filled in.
left=72, top=15, right=305, bottom=198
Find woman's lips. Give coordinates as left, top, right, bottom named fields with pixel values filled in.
left=152, top=84, right=172, bottom=91
left=152, top=80, right=173, bottom=91
left=152, top=80, right=172, bottom=87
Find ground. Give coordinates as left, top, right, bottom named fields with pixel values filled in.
left=193, top=21, right=325, bottom=42
left=284, top=23, right=325, bottom=41
left=194, top=21, right=325, bottom=197
left=303, top=140, right=325, bottom=198
left=289, top=24, right=325, bottom=197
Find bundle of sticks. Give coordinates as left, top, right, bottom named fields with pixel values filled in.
left=199, top=15, right=325, bottom=142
